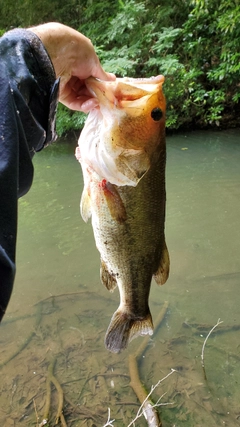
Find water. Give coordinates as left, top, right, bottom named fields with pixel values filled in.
left=0, top=129, right=239, bottom=427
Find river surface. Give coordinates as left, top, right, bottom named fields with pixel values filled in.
left=0, top=129, right=239, bottom=427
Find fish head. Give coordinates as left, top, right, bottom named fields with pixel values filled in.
left=79, top=76, right=166, bottom=186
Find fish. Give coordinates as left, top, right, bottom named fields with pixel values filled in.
left=75, top=75, right=170, bottom=353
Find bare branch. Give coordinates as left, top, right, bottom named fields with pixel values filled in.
left=201, top=318, right=223, bottom=380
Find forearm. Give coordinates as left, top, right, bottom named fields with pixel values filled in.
left=0, top=28, right=59, bottom=319
left=0, top=22, right=114, bottom=319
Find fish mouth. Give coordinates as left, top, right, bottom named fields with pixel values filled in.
left=85, top=78, right=116, bottom=105
left=85, top=75, right=165, bottom=108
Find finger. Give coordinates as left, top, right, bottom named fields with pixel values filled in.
left=60, top=94, right=99, bottom=112
left=104, top=71, right=116, bottom=81
left=59, top=77, right=91, bottom=105
left=92, top=60, right=116, bottom=82
left=80, top=98, right=99, bottom=113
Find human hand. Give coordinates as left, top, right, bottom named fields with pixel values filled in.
left=29, top=22, right=115, bottom=112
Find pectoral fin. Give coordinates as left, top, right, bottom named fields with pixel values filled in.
left=153, top=241, right=170, bottom=285
left=80, top=187, right=92, bottom=222
left=100, top=180, right=127, bottom=223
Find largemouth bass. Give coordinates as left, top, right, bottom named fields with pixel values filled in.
left=75, top=76, right=169, bottom=353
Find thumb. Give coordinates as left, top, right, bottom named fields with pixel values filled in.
left=92, top=61, right=116, bottom=81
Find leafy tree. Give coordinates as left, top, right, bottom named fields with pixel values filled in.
left=0, top=0, right=239, bottom=132
left=181, top=0, right=240, bottom=126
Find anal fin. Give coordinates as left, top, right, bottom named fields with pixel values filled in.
left=100, top=259, right=117, bottom=292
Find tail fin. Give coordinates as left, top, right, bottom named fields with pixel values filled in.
left=105, top=309, right=153, bottom=353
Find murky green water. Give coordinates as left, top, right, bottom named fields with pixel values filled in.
left=0, top=129, right=240, bottom=427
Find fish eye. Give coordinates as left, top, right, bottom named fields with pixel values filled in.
left=151, top=107, right=163, bottom=121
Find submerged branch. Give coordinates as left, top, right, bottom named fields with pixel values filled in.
left=103, top=370, right=175, bottom=427
left=40, top=358, right=67, bottom=427
left=135, top=301, right=169, bottom=359
left=128, top=354, right=161, bottom=426
left=128, top=301, right=170, bottom=427
left=128, top=370, right=175, bottom=427
left=201, top=318, right=223, bottom=381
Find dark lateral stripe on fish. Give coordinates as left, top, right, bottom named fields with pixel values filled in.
left=105, top=310, right=153, bottom=353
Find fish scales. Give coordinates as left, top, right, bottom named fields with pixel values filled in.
left=76, top=76, right=170, bottom=353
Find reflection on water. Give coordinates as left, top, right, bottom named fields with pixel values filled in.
left=0, top=130, right=240, bottom=426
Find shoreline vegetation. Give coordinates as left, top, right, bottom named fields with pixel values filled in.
left=1, top=0, right=239, bottom=135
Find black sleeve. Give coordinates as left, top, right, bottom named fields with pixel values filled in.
left=0, top=28, right=59, bottom=320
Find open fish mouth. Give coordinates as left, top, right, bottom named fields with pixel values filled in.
left=78, top=75, right=166, bottom=187
left=85, top=75, right=165, bottom=112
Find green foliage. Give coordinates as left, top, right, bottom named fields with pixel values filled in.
left=79, top=0, right=190, bottom=129
left=1, top=0, right=239, bottom=132
left=0, top=0, right=83, bottom=29
left=79, top=0, right=240, bottom=130
left=56, top=104, right=86, bottom=137
left=180, top=0, right=240, bottom=127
